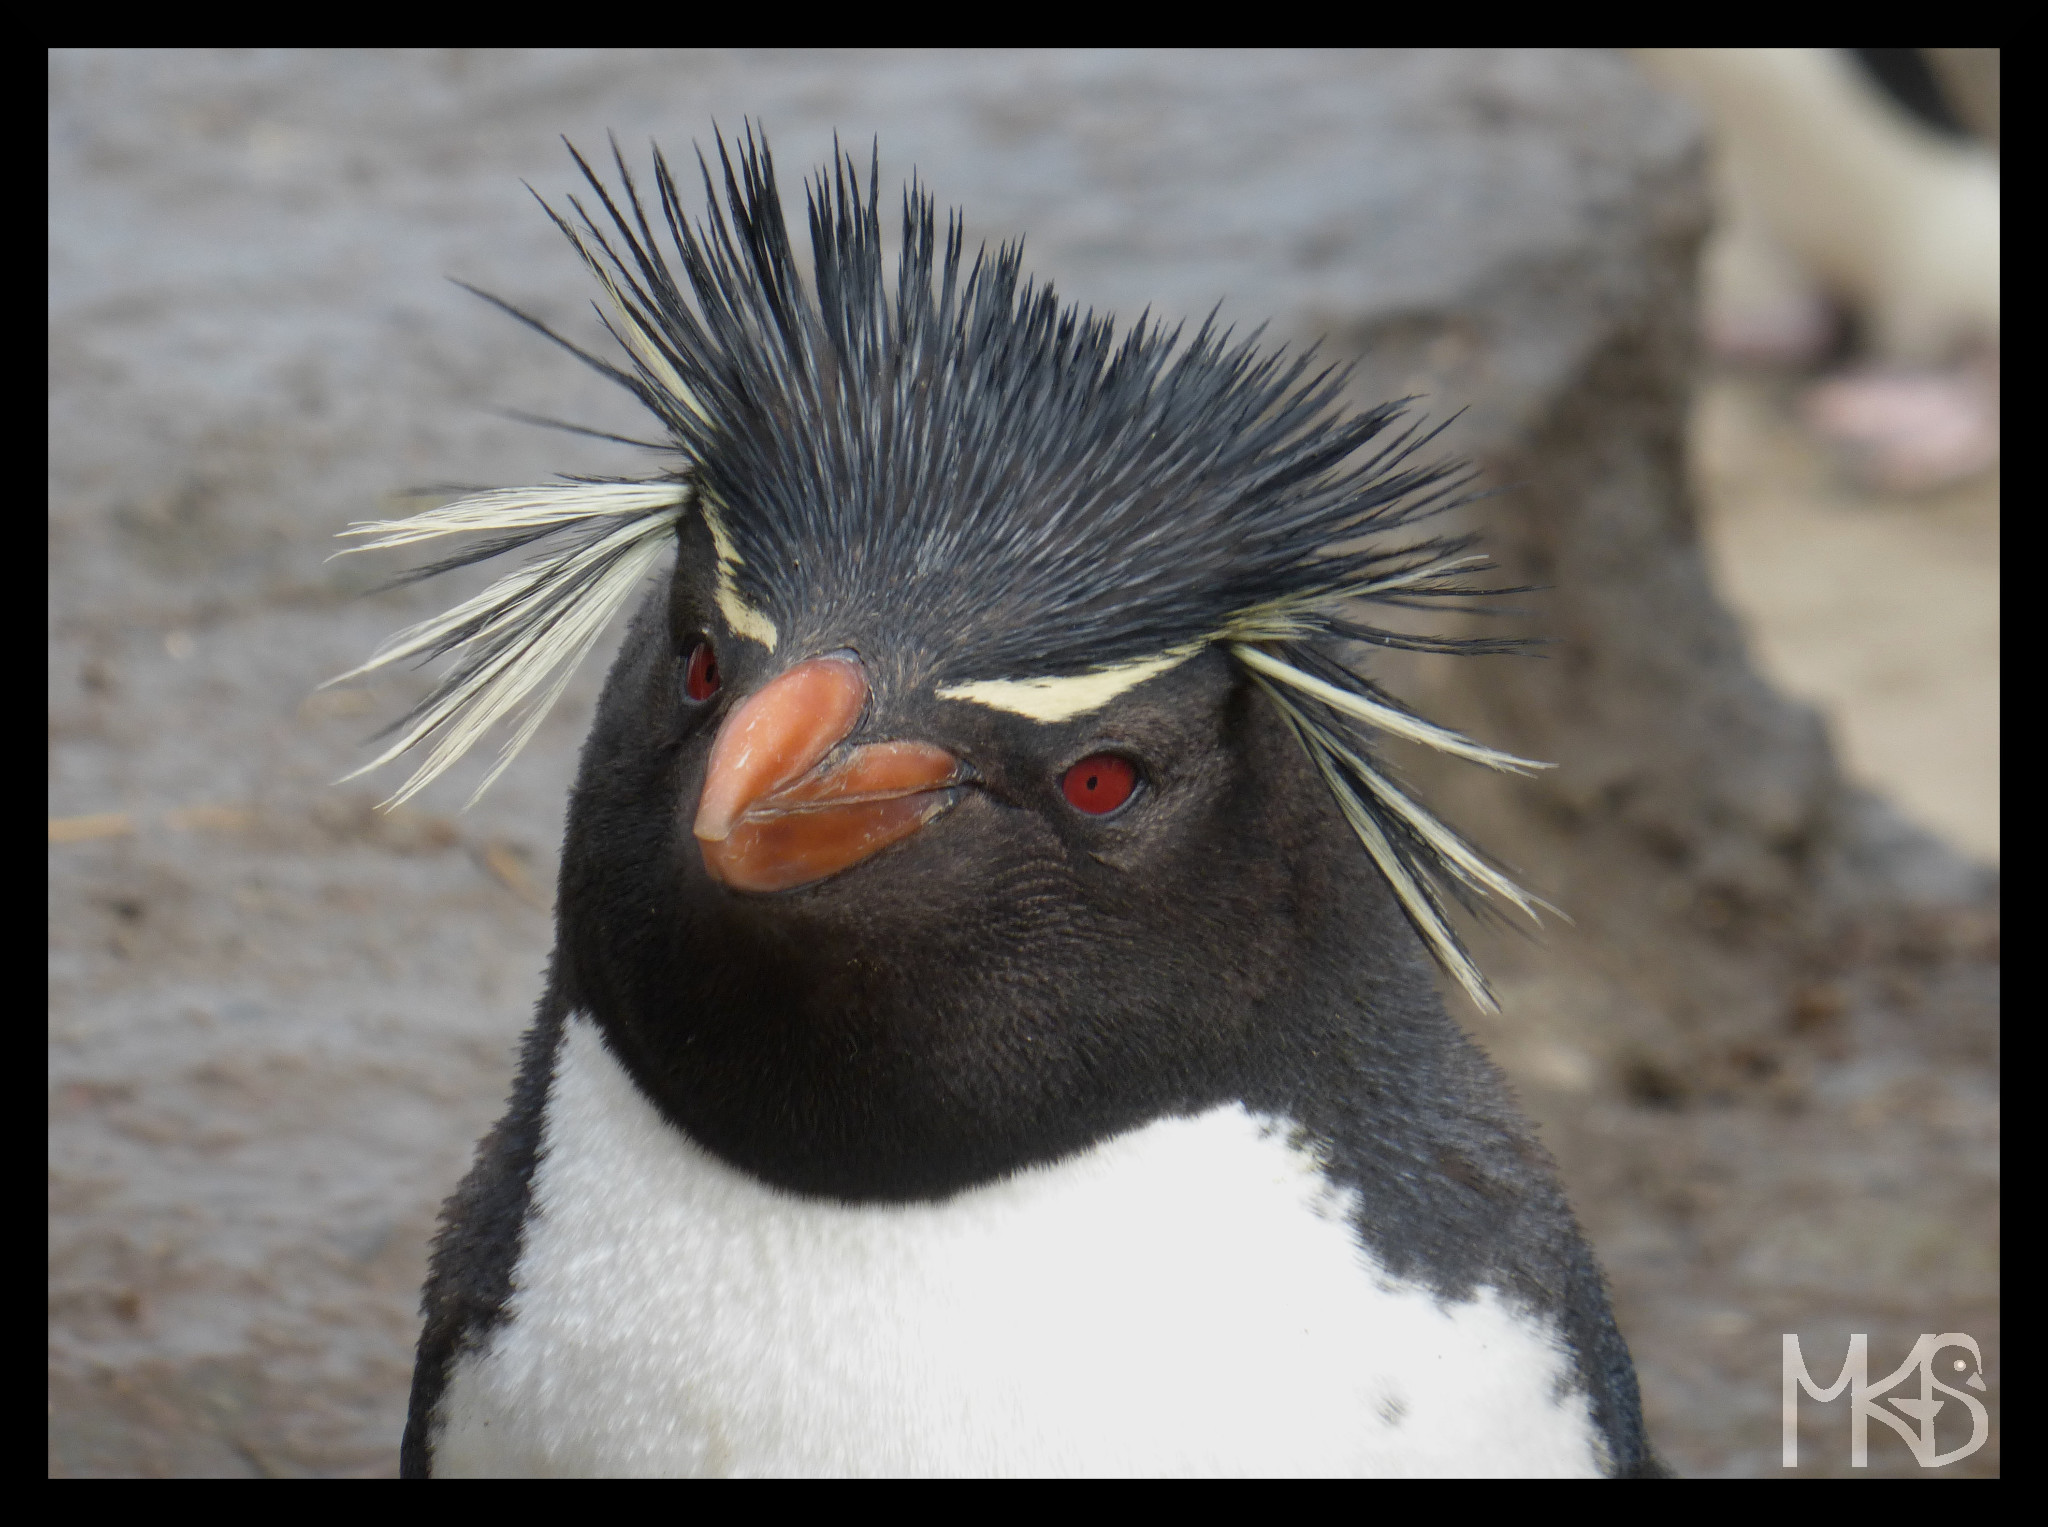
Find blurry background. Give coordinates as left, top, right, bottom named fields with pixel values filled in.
left=49, top=50, right=1997, bottom=1477
left=1639, top=47, right=1997, bottom=860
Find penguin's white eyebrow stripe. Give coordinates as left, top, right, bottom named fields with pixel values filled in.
left=935, top=646, right=1203, bottom=723
left=1231, top=645, right=1549, bottom=775
left=1256, top=679, right=1503, bottom=1013
left=698, top=495, right=780, bottom=652
left=329, top=481, right=685, bottom=552
left=326, top=481, right=686, bottom=809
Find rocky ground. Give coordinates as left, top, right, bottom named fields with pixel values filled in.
left=50, top=51, right=1996, bottom=1477
left=1485, top=379, right=1998, bottom=1474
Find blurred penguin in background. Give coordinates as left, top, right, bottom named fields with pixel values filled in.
left=1635, top=48, right=1999, bottom=493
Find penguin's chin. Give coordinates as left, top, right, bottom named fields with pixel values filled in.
left=591, top=926, right=1217, bottom=1203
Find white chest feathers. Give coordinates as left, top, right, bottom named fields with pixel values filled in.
left=432, top=1015, right=1604, bottom=1477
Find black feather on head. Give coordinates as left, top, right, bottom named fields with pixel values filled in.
left=329, top=127, right=1553, bottom=1008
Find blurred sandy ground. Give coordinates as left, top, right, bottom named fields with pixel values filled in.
left=1671, top=48, right=1997, bottom=867
left=1693, top=376, right=1997, bottom=864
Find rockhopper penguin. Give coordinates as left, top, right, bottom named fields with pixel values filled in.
left=336, top=133, right=1660, bottom=1477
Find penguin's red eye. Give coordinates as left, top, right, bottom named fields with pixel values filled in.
left=1061, top=754, right=1137, bottom=815
left=683, top=639, right=721, bottom=702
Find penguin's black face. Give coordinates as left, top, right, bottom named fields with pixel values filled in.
left=556, top=515, right=1348, bottom=1202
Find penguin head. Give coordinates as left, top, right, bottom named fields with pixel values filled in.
left=557, top=534, right=1343, bottom=1197
left=332, top=131, right=1552, bottom=1198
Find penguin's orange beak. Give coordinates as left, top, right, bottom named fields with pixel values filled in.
left=693, top=653, right=964, bottom=893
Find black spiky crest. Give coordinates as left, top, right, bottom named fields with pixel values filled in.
left=330, top=128, right=1552, bottom=1008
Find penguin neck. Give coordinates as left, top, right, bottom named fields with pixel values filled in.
left=552, top=844, right=1459, bottom=1208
